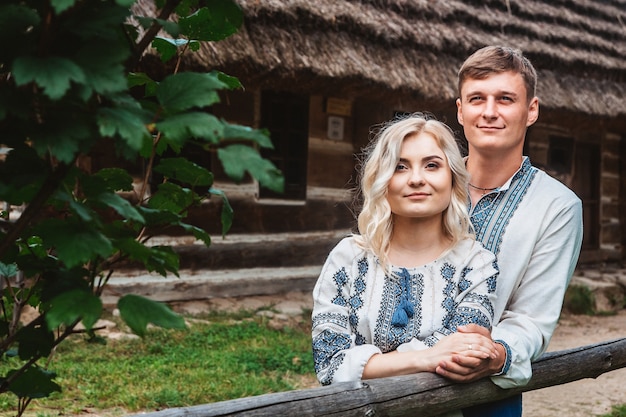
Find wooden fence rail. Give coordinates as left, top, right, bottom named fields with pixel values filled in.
left=134, top=338, right=626, bottom=417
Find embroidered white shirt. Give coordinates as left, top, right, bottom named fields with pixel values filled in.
left=469, top=156, right=584, bottom=388
left=311, top=237, right=498, bottom=386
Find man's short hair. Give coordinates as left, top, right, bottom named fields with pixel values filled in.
left=457, top=45, right=537, bottom=102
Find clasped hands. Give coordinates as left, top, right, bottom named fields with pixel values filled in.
left=434, top=324, right=506, bottom=382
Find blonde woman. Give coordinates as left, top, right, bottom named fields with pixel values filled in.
left=312, top=113, right=499, bottom=389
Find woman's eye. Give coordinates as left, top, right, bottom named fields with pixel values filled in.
left=426, top=162, right=439, bottom=169
left=395, top=163, right=408, bottom=171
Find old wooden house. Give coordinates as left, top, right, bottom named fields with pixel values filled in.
left=131, top=0, right=626, bottom=266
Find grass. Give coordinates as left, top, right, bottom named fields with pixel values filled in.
left=601, top=405, right=626, bottom=417
left=0, top=308, right=317, bottom=417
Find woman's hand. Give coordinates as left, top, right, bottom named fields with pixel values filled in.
left=436, top=324, right=505, bottom=382
left=362, top=328, right=498, bottom=379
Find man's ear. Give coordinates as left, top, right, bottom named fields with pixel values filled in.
left=456, top=98, right=464, bottom=125
left=527, top=96, right=539, bottom=126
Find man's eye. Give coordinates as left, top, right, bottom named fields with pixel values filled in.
left=468, top=96, right=483, bottom=102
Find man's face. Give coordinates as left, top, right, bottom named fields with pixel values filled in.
left=456, top=71, right=538, bottom=156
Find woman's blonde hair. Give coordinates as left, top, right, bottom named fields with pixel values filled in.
left=354, top=113, right=473, bottom=270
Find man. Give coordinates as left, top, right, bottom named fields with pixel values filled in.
left=435, top=46, right=584, bottom=416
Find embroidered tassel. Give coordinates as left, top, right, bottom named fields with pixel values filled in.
left=391, top=268, right=414, bottom=327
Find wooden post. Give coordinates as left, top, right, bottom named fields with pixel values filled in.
left=131, top=338, right=626, bottom=417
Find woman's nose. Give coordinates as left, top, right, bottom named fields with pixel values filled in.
left=408, top=170, right=425, bottom=186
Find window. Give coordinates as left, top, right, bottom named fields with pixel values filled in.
left=572, top=141, right=600, bottom=249
left=259, top=91, right=310, bottom=200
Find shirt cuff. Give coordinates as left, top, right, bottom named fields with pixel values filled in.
left=492, top=339, right=512, bottom=376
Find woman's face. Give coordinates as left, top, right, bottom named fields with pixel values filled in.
left=386, top=132, right=453, bottom=221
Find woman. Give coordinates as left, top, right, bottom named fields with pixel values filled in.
left=311, top=113, right=499, bottom=388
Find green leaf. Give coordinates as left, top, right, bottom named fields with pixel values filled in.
left=157, top=72, right=226, bottom=114
left=212, top=70, right=243, bottom=90
left=115, top=240, right=179, bottom=276
left=68, top=199, right=96, bottom=222
left=75, top=42, right=129, bottom=95
left=12, top=56, right=86, bottom=100
left=135, top=17, right=180, bottom=38
left=35, top=219, right=114, bottom=269
left=179, top=2, right=243, bottom=42
left=16, top=323, right=54, bottom=360
left=29, top=117, right=92, bottom=163
left=156, top=112, right=224, bottom=145
left=94, top=168, right=135, bottom=192
left=209, top=188, right=233, bottom=237
left=151, top=37, right=180, bottom=62
left=114, top=237, right=151, bottom=262
left=128, top=72, right=158, bottom=97
left=189, top=40, right=200, bottom=52
left=7, top=366, right=61, bottom=399
left=179, top=223, right=212, bottom=246
left=223, top=123, right=273, bottom=148
left=142, top=242, right=179, bottom=271
left=218, top=144, right=284, bottom=193
left=136, top=206, right=182, bottom=227
left=44, top=289, right=102, bottom=331
left=0, top=144, right=48, bottom=205
left=95, top=192, right=145, bottom=223
left=154, top=157, right=214, bottom=187
left=0, top=262, right=18, bottom=278
left=147, top=182, right=195, bottom=213
left=97, top=106, right=152, bottom=151
left=118, top=294, right=186, bottom=337
left=115, top=0, right=136, bottom=7
left=51, top=0, right=77, bottom=14
left=151, top=37, right=196, bottom=62
left=0, top=5, right=40, bottom=43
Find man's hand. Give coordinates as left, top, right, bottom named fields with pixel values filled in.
left=435, top=324, right=506, bottom=383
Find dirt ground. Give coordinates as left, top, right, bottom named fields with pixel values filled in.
left=522, top=309, right=626, bottom=417
left=189, top=291, right=626, bottom=417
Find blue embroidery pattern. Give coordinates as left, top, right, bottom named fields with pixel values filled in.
left=350, top=258, right=368, bottom=344
left=312, top=312, right=347, bottom=330
left=312, top=329, right=351, bottom=380
left=458, top=266, right=473, bottom=292
left=471, top=158, right=537, bottom=255
left=440, top=262, right=457, bottom=326
left=374, top=269, right=423, bottom=352
left=391, top=268, right=415, bottom=327
left=331, top=268, right=348, bottom=307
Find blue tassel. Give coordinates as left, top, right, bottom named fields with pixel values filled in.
left=391, top=268, right=414, bottom=327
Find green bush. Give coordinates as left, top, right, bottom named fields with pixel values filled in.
left=563, top=284, right=595, bottom=315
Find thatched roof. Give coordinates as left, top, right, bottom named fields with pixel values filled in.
left=135, top=0, right=626, bottom=117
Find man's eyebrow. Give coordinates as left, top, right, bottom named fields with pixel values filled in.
left=464, top=89, right=519, bottom=97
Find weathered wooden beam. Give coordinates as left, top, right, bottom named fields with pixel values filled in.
left=132, top=338, right=626, bottom=417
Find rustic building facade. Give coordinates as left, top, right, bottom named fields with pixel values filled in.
left=132, top=0, right=626, bottom=266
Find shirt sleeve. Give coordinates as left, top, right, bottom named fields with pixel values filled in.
left=397, top=242, right=499, bottom=352
left=490, top=198, right=583, bottom=388
left=311, top=238, right=381, bottom=385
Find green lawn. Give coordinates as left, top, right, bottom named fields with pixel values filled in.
left=0, top=309, right=317, bottom=417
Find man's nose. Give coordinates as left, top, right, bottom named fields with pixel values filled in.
left=482, top=97, right=498, bottom=119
